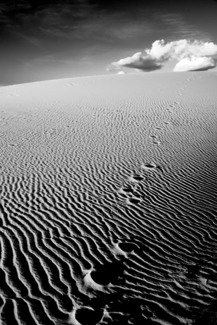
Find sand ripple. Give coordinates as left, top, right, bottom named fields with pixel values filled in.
left=0, top=72, right=217, bottom=324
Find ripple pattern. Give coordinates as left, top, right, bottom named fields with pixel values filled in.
left=0, top=72, right=217, bottom=324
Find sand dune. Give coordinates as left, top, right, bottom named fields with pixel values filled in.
left=0, top=72, right=217, bottom=324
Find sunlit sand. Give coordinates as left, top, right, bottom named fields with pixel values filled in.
left=0, top=71, right=217, bottom=324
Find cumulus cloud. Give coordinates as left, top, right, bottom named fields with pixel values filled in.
left=113, top=52, right=162, bottom=71
left=174, top=56, right=216, bottom=71
left=147, top=39, right=217, bottom=60
left=111, top=39, right=217, bottom=72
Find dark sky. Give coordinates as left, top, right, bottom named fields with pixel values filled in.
left=1, top=0, right=217, bottom=85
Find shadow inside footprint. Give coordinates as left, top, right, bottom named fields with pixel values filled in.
left=122, top=186, right=134, bottom=193
left=141, top=162, right=157, bottom=170
left=127, top=197, right=141, bottom=205
left=130, top=174, right=143, bottom=182
left=90, top=260, right=125, bottom=286
left=129, top=174, right=144, bottom=183
left=185, top=263, right=201, bottom=278
left=75, top=307, right=104, bottom=325
left=118, top=242, right=139, bottom=253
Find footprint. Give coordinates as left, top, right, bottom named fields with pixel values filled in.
left=141, top=162, right=157, bottom=171
left=132, top=175, right=143, bottom=181
left=117, top=191, right=127, bottom=198
left=91, top=260, right=125, bottom=285
left=117, top=242, right=139, bottom=253
left=121, top=185, right=135, bottom=193
left=126, top=197, right=141, bottom=205
left=83, top=270, right=105, bottom=291
left=185, top=263, right=200, bottom=278
left=142, top=163, right=162, bottom=172
left=118, top=185, right=135, bottom=197
left=112, top=241, right=140, bottom=259
left=70, top=306, right=104, bottom=325
left=164, top=121, right=170, bottom=125
left=129, top=174, right=144, bottom=182
left=153, top=140, right=160, bottom=145
left=83, top=260, right=125, bottom=289
left=155, top=127, right=162, bottom=130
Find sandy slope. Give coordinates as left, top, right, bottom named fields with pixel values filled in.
left=0, top=72, right=217, bottom=325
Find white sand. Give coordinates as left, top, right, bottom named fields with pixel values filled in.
left=0, top=72, right=217, bottom=324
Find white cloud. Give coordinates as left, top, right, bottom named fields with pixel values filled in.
left=147, top=39, right=217, bottom=60
left=113, top=52, right=162, bottom=71
left=173, top=56, right=216, bottom=71
left=112, top=39, right=217, bottom=72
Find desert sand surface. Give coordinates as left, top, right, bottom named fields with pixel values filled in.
left=0, top=72, right=217, bottom=325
